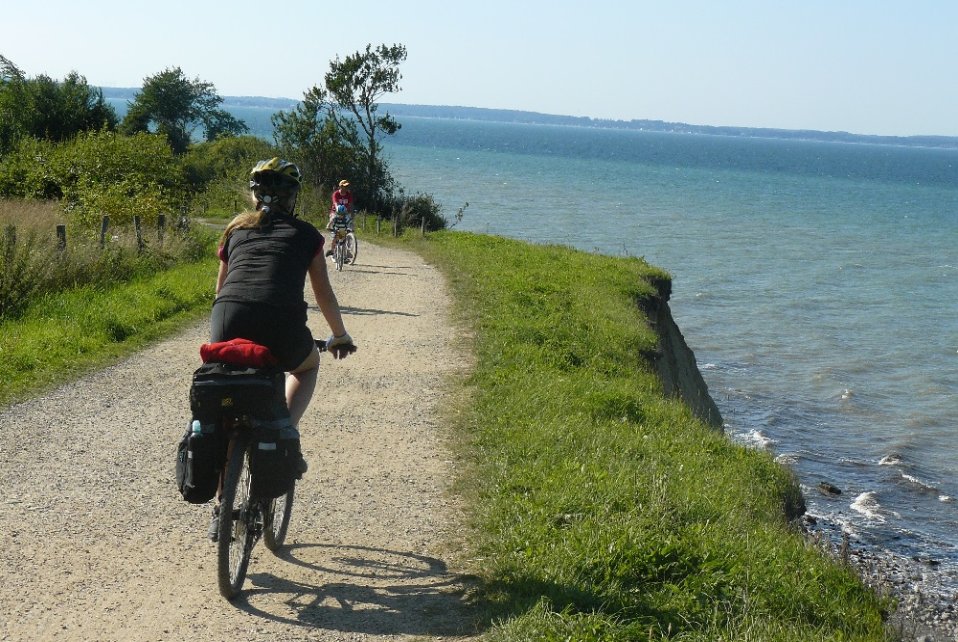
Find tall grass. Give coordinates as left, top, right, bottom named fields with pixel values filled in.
left=407, top=231, right=890, bottom=641
left=0, top=198, right=208, bottom=320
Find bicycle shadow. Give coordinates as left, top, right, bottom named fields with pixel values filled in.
left=328, top=264, right=417, bottom=277
left=234, top=542, right=481, bottom=636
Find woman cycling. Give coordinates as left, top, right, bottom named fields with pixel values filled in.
left=210, top=157, right=355, bottom=471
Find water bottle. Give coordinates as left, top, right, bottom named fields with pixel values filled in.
left=191, top=419, right=202, bottom=435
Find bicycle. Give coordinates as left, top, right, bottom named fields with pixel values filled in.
left=331, top=215, right=359, bottom=272
left=199, top=338, right=356, bottom=600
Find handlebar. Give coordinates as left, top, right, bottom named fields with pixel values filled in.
left=315, top=338, right=358, bottom=355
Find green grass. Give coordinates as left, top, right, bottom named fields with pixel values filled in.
left=402, top=230, right=891, bottom=641
left=0, top=257, right=217, bottom=406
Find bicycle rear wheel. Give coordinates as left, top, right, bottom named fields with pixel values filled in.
left=263, top=483, right=294, bottom=551
left=345, top=232, right=358, bottom=265
left=216, top=438, right=256, bottom=599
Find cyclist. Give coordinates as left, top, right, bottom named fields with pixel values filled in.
left=331, top=178, right=354, bottom=215
left=208, top=157, right=355, bottom=535
left=325, top=203, right=353, bottom=259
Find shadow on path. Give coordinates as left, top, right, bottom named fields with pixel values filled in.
left=309, top=304, right=418, bottom=318
left=233, top=543, right=481, bottom=637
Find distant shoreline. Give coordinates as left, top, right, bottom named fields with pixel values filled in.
left=99, top=87, right=958, bottom=150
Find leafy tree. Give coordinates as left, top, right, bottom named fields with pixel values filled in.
left=120, top=67, right=248, bottom=154
left=325, top=43, right=407, bottom=209
left=0, top=56, right=116, bottom=154
left=0, top=55, right=27, bottom=154
left=271, top=86, right=360, bottom=193
left=275, top=44, right=406, bottom=210
left=22, top=73, right=117, bottom=142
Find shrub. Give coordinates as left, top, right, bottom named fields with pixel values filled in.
left=0, top=137, right=62, bottom=199
left=380, top=191, right=447, bottom=232
left=52, top=130, right=185, bottom=227
left=183, top=136, right=283, bottom=218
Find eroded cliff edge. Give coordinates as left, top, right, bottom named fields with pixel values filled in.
left=639, top=277, right=724, bottom=430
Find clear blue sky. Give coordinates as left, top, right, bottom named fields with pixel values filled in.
left=6, top=0, right=958, bottom=137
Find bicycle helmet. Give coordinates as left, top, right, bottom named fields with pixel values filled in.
left=249, top=158, right=301, bottom=215
left=336, top=203, right=347, bottom=214
left=249, top=157, right=302, bottom=188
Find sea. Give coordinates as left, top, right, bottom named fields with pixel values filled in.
left=379, top=116, right=958, bottom=595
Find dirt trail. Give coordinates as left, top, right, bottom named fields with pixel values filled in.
left=0, top=243, right=477, bottom=641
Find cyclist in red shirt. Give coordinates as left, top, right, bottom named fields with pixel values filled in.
left=331, top=179, right=354, bottom=215
left=327, top=179, right=355, bottom=256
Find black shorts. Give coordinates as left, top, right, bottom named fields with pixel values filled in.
left=209, top=300, right=315, bottom=371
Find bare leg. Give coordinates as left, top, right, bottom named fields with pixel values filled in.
left=287, top=347, right=320, bottom=426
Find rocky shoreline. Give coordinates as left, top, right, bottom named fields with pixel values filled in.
left=803, top=516, right=958, bottom=641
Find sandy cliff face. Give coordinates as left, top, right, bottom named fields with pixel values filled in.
left=639, top=278, right=724, bottom=430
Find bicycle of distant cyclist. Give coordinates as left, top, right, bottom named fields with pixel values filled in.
left=328, top=205, right=358, bottom=271
left=331, top=227, right=358, bottom=271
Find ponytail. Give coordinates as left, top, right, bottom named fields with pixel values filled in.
left=219, top=208, right=271, bottom=247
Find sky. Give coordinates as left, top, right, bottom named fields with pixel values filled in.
left=5, top=0, right=958, bottom=137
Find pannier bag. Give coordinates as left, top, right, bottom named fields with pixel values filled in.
left=189, top=362, right=287, bottom=423
left=175, top=422, right=221, bottom=504
left=250, top=422, right=302, bottom=500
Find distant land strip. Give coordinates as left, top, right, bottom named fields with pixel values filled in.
left=100, top=87, right=958, bottom=149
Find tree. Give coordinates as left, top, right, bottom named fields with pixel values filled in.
left=0, top=56, right=116, bottom=155
left=271, top=85, right=360, bottom=192
left=324, top=43, right=407, bottom=209
left=120, top=67, right=248, bottom=154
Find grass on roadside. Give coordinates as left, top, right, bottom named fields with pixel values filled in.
left=404, top=231, right=890, bottom=641
left=1, top=198, right=208, bottom=320
left=0, top=257, right=217, bottom=407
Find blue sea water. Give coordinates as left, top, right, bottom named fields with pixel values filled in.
left=382, top=117, right=958, bottom=592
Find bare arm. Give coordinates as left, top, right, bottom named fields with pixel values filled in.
left=215, top=260, right=228, bottom=294
left=307, top=252, right=347, bottom=337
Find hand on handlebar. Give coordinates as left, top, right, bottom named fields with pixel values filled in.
left=322, top=333, right=356, bottom=359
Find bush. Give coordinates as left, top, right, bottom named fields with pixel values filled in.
left=0, top=137, right=62, bottom=199
left=0, top=130, right=187, bottom=227
left=380, top=191, right=447, bottom=232
left=52, top=130, right=185, bottom=227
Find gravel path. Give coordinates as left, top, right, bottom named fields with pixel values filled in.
left=0, top=243, right=478, bottom=641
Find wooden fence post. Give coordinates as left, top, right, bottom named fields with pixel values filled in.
left=99, top=216, right=110, bottom=248
left=420, top=217, right=426, bottom=237
left=133, top=216, right=144, bottom=252
left=3, top=225, right=15, bottom=262
left=157, top=214, right=166, bottom=247
left=56, top=224, right=67, bottom=252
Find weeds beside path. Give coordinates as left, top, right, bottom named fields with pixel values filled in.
left=0, top=242, right=478, bottom=641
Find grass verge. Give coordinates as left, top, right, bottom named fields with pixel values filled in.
left=401, top=230, right=890, bottom=641
left=0, top=257, right=217, bottom=407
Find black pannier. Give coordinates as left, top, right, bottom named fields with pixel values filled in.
left=249, top=422, right=301, bottom=500
left=177, top=362, right=296, bottom=503
left=175, top=422, right=222, bottom=504
left=189, top=362, right=287, bottom=423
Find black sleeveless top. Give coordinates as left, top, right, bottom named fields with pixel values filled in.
left=216, top=215, right=324, bottom=311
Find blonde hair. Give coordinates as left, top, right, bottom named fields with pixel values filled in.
left=220, top=207, right=269, bottom=247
